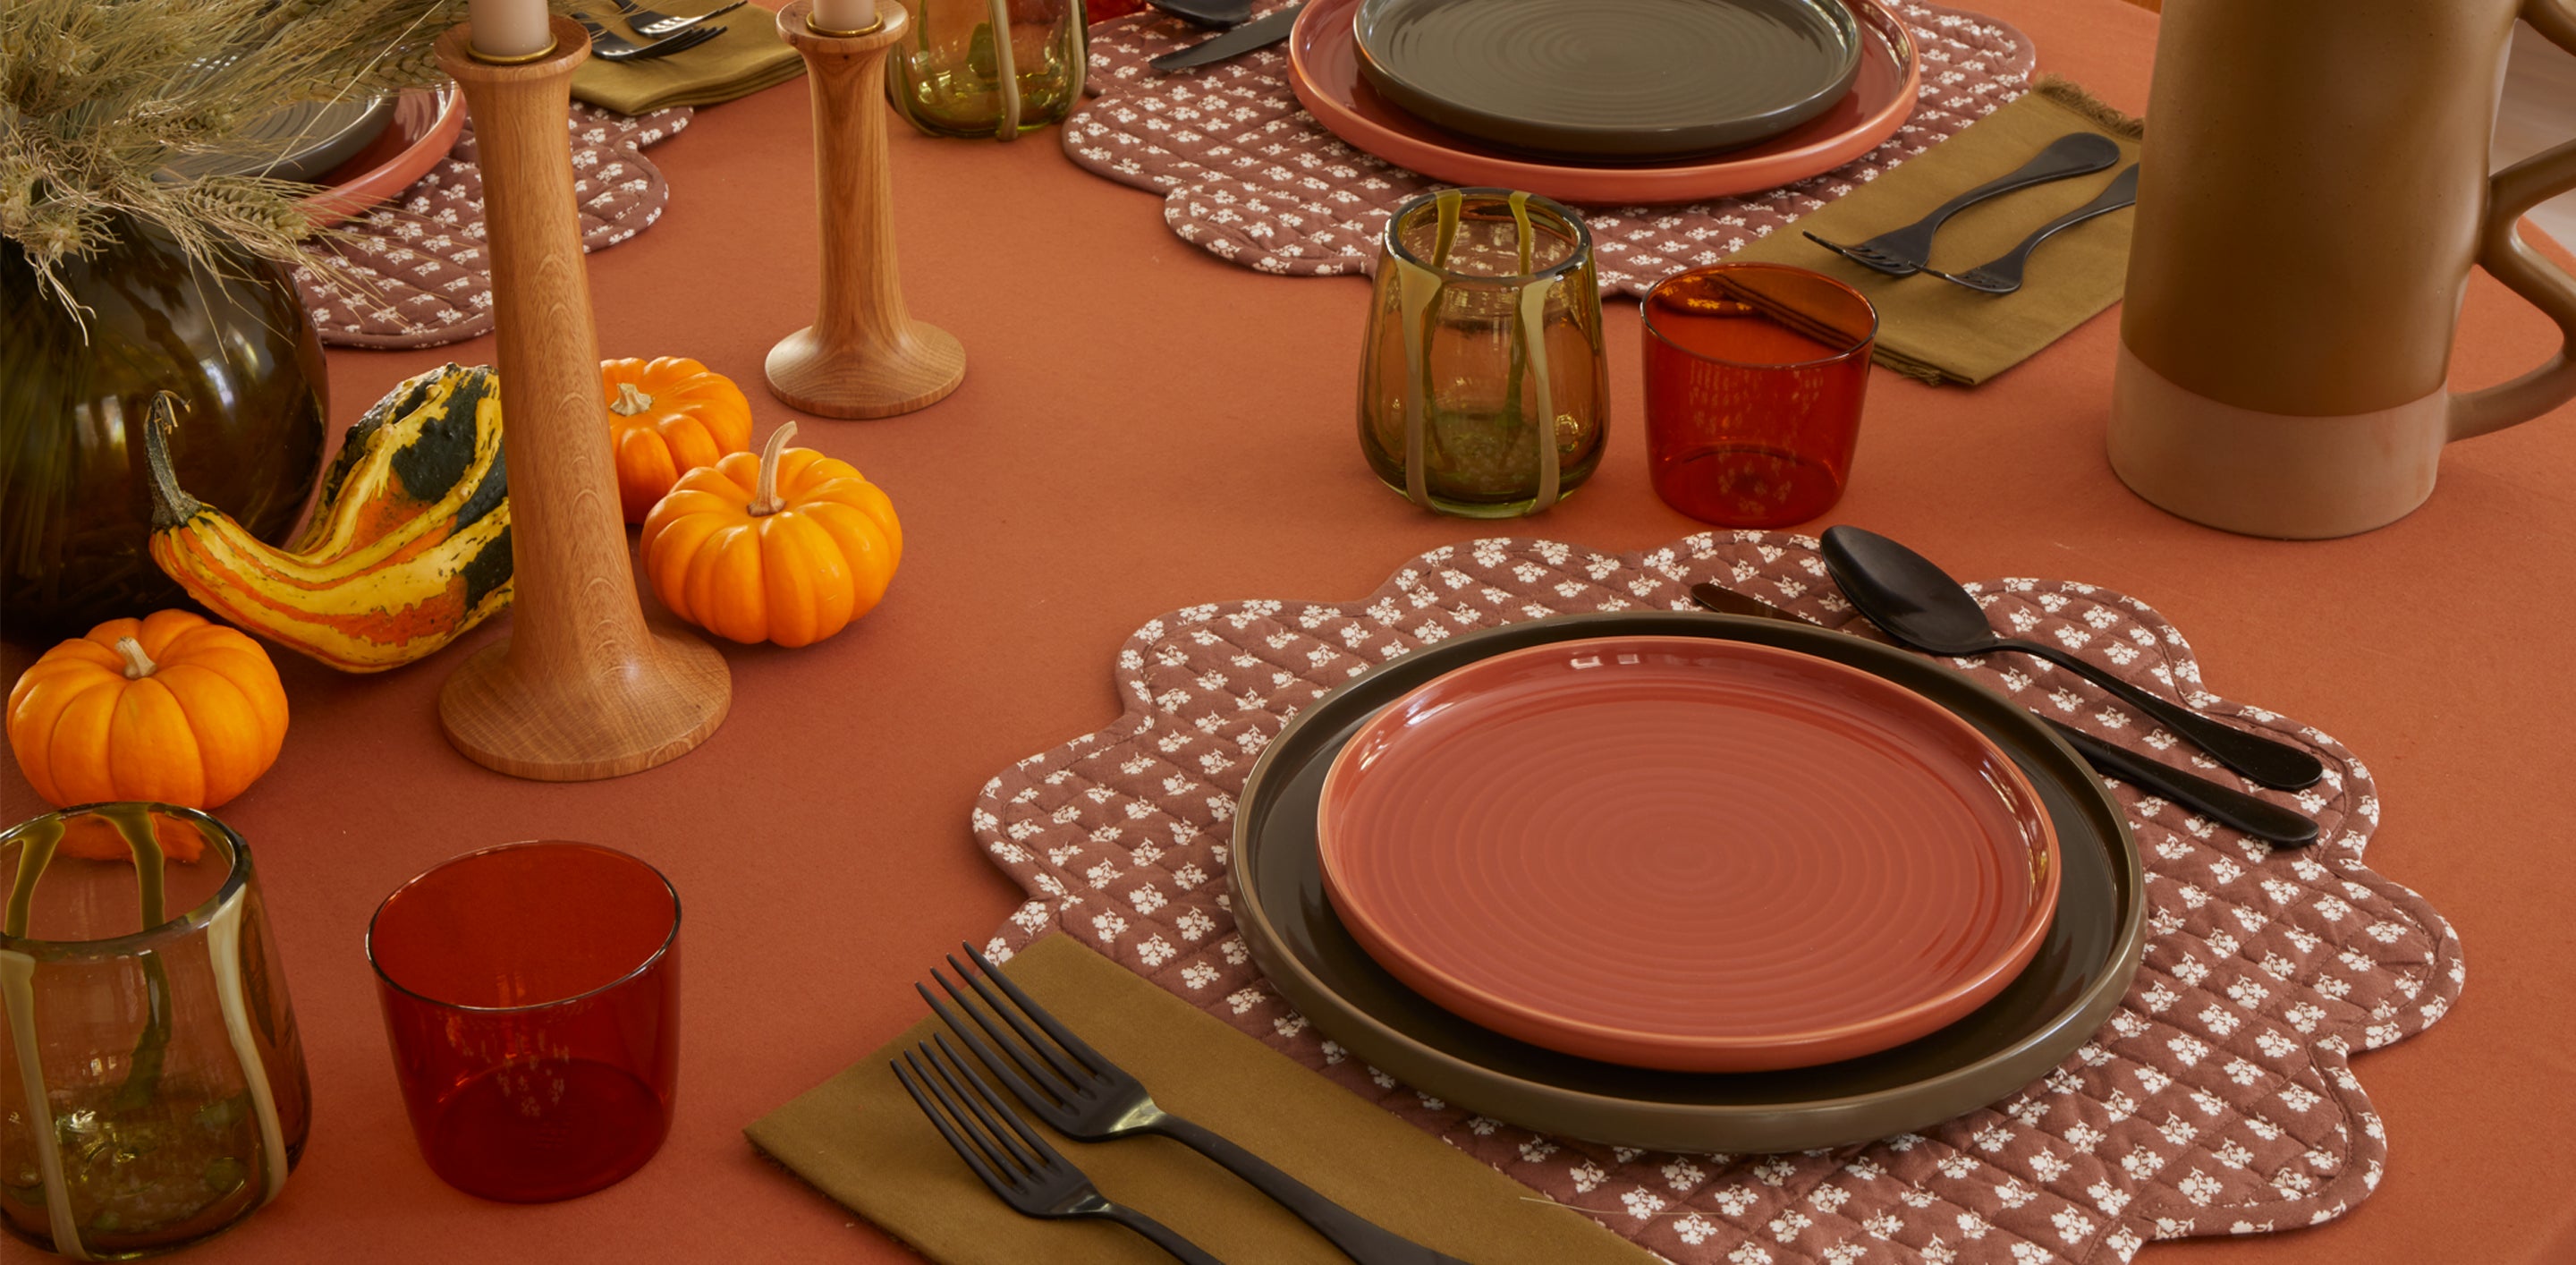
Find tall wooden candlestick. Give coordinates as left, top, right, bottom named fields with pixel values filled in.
left=435, top=19, right=731, bottom=780
left=767, top=0, right=967, bottom=419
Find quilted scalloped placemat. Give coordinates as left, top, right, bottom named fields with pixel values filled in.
left=1064, top=2, right=2036, bottom=295
left=971, top=531, right=2462, bottom=1265
left=288, top=103, right=691, bottom=350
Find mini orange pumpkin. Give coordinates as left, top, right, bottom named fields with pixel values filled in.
left=639, top=422, right=902, bottom=648
left=7, top=611, right=290, bottom=857
left=602, top=356, right=754, bottom=522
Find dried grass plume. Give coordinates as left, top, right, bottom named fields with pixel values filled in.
left=1, top=0, right=564, bottom=319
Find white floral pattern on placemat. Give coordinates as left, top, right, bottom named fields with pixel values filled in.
left=289, top=104, right=691, bottom=350
left=972, top=531, right=2460, bottom=1265
left=1063, top=3, right=2037, bottom=295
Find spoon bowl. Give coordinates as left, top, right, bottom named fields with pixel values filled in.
left=1812, top=527, right=2009, bottom=656
left=1149, top=0, right=1253, bottom=27
left=1819, top=525, right=2324, bottom=791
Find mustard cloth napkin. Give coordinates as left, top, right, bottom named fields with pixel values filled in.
left=745, top=935, right=1658, bottom=1264
left=1731, top=79, right=2144, bottom=386
left=570, top=4, right=804, bottom=114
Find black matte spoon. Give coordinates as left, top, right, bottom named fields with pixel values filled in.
left=1818, top=526, right=2324, bottom=791
left=1688, top=582, right=2318, bottom=845
left=1148, top=0, right=1251, bottom=28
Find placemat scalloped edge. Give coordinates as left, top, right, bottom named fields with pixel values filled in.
left=1063, top=0, right=2042, bottom=298
left=969, top=531, right=2462, bottom=1265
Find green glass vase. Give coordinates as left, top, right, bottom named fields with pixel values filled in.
left=886, top=0, right=1088, bottom=139
left=2, top=225, right=329, bottom=643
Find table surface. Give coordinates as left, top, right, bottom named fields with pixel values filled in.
left=8, top=0, right=2575, bottom=1261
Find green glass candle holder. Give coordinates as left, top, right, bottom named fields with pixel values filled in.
left=1, top=803, right=310, bottom=1260
left=1358, top=188, right=1609, bottom=517
left=886, top=0, right=1087, bottom=139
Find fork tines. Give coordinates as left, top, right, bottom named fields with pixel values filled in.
left=916, top=947, right=1109, bottom=1108
left=1923, top=266, right=2013, bottom=293
left=892, top=1034, right=1070, bottom=1196
left=611, top=0, right=750, bottom=36
left=572, top=13, right=724, bottom=60
left=1801, top=231, right=1916, bottom=276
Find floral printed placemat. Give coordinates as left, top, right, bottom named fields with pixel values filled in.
left=289, top=104, right=690, bottom=350
left=1063, top=3, right=2036, bottom=296
left=971, top=531, right=2461, bottom=1264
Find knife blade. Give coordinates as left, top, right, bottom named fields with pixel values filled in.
left=1687, top=582, right=2318, bottom=847
left=1149, top=2, right=1304, bottom=71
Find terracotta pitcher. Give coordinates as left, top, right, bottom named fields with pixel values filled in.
left=2109, top=0, right=2576, bottom=539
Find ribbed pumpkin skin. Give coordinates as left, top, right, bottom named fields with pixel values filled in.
left=603, top=357, right=754, bottom=522
left=639, top=446, right=902, bottom=648
left=6, top=610, right=289, bottom=835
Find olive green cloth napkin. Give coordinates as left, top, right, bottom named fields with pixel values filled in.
left=1731, top=78, right=2144, bottom=386
left=745, top=935, right=1657, bottom=1264
left=569, top=4, right=803, bottom=114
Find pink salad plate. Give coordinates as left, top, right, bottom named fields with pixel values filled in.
left=301, top=86, right=465, bottom=227
left=1286, top=0, right=1921, bottom=206
left=1315, top=635, right=2060, bottom=1073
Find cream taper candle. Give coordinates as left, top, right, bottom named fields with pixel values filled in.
left=467, top=0, right=554, bottom=58
left=812, top=0, right=878, bottom=32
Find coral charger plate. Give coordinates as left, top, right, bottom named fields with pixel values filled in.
left=1286, top=0, right=1920, bottom=205
left=1316, top=636, right=2060, bottom=1072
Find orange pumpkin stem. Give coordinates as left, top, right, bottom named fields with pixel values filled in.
left=610, top=381, right=654, bottom=417
left=748, top=421, right=798, bottom=517
left=114, top=637, right=159, bottom=680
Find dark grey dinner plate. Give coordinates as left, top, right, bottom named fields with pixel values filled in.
left=1352, top=0, right=1865, bottom=162
left=162, top=94, right=397, bottom=184
left=1231, top=610, right=2145, bottom=1153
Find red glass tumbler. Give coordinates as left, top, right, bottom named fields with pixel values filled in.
left=1642, top=263, right=1878, bottom=527
left=367, top=841, right=680, bottom=1202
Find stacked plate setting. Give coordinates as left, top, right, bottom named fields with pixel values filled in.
left=1229, top=613, right=2147, bottom=1152
left=1289, top=0, right=1926, bottom=204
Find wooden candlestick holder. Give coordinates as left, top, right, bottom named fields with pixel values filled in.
left=767, top=0, right=967, bottom=419
left=434, top=18, right=730, bottom=781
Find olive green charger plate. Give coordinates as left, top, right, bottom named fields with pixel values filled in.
left=1231, top=610, right=2147, bottom=1154
left=1352, top=0, right=1863, bottom=161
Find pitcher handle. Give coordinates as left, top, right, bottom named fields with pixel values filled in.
left=2451, top=0, right=2576, bottom=439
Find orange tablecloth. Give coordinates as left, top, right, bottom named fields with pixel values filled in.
left=7, top=0, right=2573, bottom=1261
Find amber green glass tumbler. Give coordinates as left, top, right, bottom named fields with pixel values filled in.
left=1358, top=188, right=1609, bottom=517
left=886, top=0, right=1087, bottom=139
left=0, top=804, right=310, bottom=1260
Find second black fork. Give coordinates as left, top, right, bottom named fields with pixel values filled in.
left=922, top=944, right=1471, bottom=1265
left=1801, top=131, right=2121, bottom=276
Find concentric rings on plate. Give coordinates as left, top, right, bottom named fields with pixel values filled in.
left=1289, top=0, right=1921, bottom=205
left=1316, top=635, right=2060, bottom=1072
left=1233, top=611, right=2145, bottom=1152
left=1352, top=0, right=1863, bottom=160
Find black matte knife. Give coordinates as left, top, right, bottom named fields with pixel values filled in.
left=1687, top=582, right=2318, bottom=847
left=1149, top=1, right=1305, bottom=71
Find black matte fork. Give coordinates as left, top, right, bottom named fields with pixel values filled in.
left=894, top=1038, right=1221, bottom=1263
left=923, top=944, right=1470, bottom=1265
left=608, top=0, right=748, bottom=37
left=1801, top=132, right=2122, bottom=276
left=1927, top=164, right=2140, bottom=294
left=572, top=14, right=723, bottom=60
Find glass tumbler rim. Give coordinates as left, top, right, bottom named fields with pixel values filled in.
left=1642, top=261, right=1880, bottom=371
left=0, top=801, right=250, bottom=960
left=1384, top=185, right=1595, bottom=285
left=366, top=838, right=681, bottom=1016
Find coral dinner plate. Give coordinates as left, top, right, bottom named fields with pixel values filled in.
left=300, top=87, right=467, bottom=227
left=1289, top=0, right=1919, bottom=205
left=1233, top=612, right=2143, bottom=1152
left=1317, top=635, right=2059, bottom=1073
